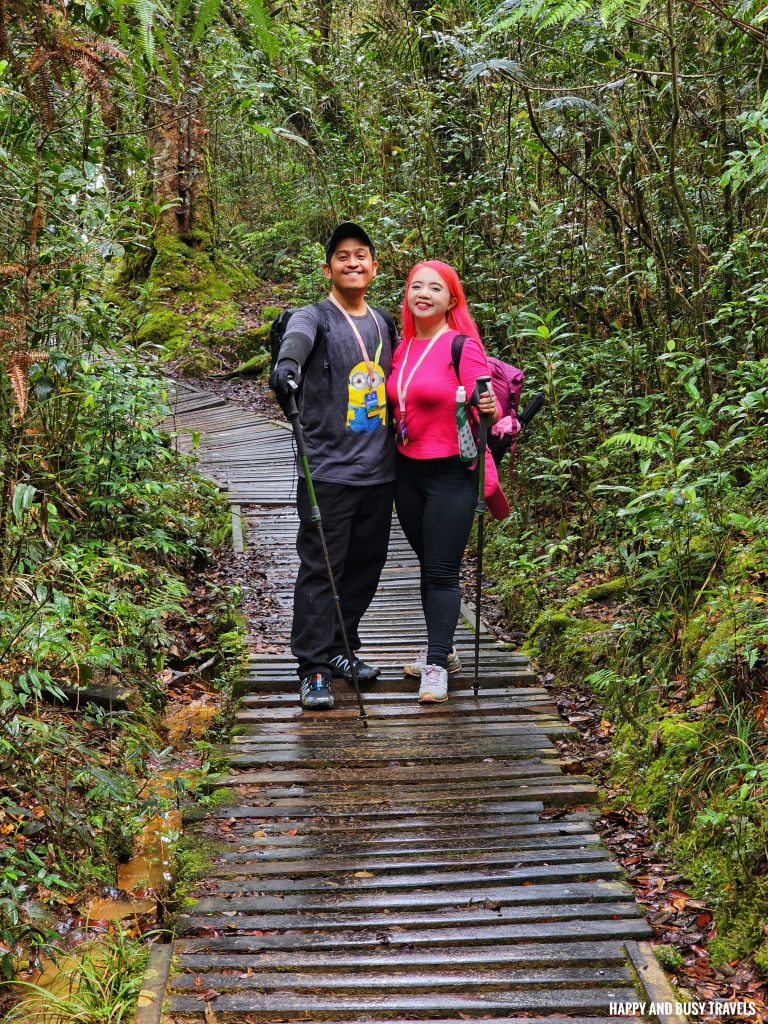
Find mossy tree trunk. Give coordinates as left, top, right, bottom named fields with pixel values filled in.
left=148, top=61, right=214, bottom=249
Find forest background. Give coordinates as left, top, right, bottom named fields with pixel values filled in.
left=1, top=0, right=768, bottom=1005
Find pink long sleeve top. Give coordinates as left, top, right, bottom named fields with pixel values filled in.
left=386, top=328, right=498, bottom=459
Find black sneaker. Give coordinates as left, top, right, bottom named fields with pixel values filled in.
left=300, top=673, right=335, bottom=710
left=329, top=654, right=381, bottom=685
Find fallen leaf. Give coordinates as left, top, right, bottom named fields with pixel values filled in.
left=354, top=870, right=374, bottom=878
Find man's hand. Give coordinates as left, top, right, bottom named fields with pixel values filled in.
left=269, top=360, right=302, bottom=405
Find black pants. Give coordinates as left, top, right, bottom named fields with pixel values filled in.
left=291, top=478, right=394, bottom=679
left=395, top=454, right=478, bottom=668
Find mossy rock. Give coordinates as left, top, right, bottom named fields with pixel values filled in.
left=135, top=307, right=186, bottom=346
left=148, top=233, right=256, bottom=303
left=224, top=350, right=271, bottom=378
left=238, top=323, right=272, bottom=361
left=526, top=609, right=612, bottom=678
left=584, top=577, right=628, bottom=602
left=174, top=346, right=222, bottom=376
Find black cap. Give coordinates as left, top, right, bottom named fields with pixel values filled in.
left=324, top=222, right=375, bottom=264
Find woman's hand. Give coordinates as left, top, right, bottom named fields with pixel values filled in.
left=477, top=387, right=499, bottom=424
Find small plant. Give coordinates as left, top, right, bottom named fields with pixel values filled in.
left=3, top=929, right=152, bottom=1023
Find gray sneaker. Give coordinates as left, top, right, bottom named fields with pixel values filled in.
left=404, top=646, right=461, bottom=678
left=418, top=664, right=449, bottom=703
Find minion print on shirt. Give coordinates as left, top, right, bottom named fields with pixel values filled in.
left=346, top=361, right=387, bottom=432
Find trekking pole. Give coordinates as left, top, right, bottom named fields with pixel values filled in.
left=473, top=376, right=491, bottom=698
left=285, top=382, right=368, bottom=728
left=472, top=389, right=545, bottom=697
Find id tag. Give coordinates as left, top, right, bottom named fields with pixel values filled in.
left=364, top=390, right=379, bottom=418
left=399, top=418, right=409, bottom=445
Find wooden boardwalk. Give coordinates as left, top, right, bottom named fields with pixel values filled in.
left=152, top=383, right=683, bottom=1024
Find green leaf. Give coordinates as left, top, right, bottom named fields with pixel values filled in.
left=12, top=483, right=36, bottom=521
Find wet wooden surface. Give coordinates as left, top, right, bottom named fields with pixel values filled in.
left=160, top=383, right=681, bottom=1023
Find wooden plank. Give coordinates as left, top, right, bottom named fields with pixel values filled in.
left=134, top=942, right=172, bottom=1024
left=625, top=941, right=690, bottom=1024
left=170, top=963, right=633, bottom=990
left=188, top=879, right=632, bottom=911
left=174, top=938, right=630, bottom=970
left=166, top=987, right=642, bottom=1014
left=205, top=860, right=626, bottom=888
left=178, top=900, right=641, bottom=934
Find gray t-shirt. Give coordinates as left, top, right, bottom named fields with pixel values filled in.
left=278, top=299, right=397, bottom=485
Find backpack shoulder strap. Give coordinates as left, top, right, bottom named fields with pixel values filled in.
left=450, top=334, right=468, bottom=381
left=372, top=306, right=398, bottom=350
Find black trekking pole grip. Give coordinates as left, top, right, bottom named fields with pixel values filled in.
left=518, top=391, right=545, bottom=428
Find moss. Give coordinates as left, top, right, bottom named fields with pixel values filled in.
left=653, top=944, right=684, bottom=971
left=148, top=232, right=255, bottom=301
left=207, top=786, right=237, bottom=807
left=224, top=350, right=271, bottom=378
left=584, top=577, right=628, bottom=602
left=697, top=614, right=740, bottom=661
left=706, top=882, right=768, bottom=967
left=526, top=609, right=612, bottom=679
left=261, top=305, right=283, bottom=321
left=135, top=307, right=186, bottom=346
left=637, top=718, right=705, bottom=815
left=173, top=346, right=221, bottom=376
left=166, top=836, right=216, bottom=917
left=754, top=940, right=768, bottom=978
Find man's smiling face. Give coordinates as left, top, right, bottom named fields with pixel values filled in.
left=323, top=239, right=377, bottom=294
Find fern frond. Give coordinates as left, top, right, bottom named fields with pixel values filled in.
left=239, top=0, right=277, bottom=57
left=600, top=431, right=656, bottom=453
left=598, top=0, right=649, bottom=26
left=190, top=0, right=221, bottom=45
left=8, top=360, right=29, bottom=418
left=130, top=0, right=156, bottom=61
left=539, top=0, right=591, bottom=28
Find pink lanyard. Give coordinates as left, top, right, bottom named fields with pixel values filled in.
left=396, top=326, right=450, bottom=432
left=328, top=294, right=383, bottom=387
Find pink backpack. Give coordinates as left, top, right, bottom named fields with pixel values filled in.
left=451, top=337, right=525, bottom=471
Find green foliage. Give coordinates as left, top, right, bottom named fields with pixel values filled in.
left=4, top=929, right=150, bottom=1022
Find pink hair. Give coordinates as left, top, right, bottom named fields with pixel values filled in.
left=401, top=260, right=482, bottom=342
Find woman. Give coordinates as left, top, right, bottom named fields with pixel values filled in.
left=386, top=260, right=504, bottom=703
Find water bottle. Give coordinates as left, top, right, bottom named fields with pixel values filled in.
left=456, top=386, right=477, bottom=462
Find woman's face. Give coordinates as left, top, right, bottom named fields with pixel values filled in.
left=406, top=266, right=455, bottom=325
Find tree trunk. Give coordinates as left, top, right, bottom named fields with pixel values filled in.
left=148, top=63, right=214, bottom=248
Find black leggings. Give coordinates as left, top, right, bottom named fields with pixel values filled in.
left=395, top=453, right=478, bottom=668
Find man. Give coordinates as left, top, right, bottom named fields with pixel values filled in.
left=269, top=223, right=397, bottom=710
